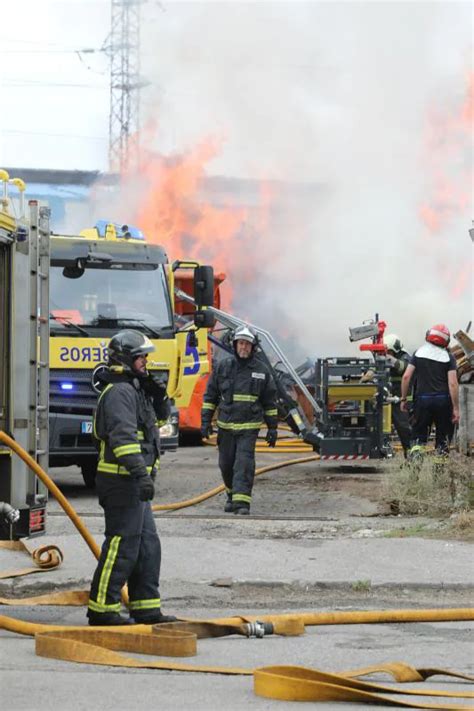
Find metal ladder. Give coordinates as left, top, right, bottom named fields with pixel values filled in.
left=175, top=288, right=324, bottom=446
left=27, top=200, right=50, bottom=501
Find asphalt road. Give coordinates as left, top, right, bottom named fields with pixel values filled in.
left=1, top=605, right=473, bottom=711
left=1, top=447, right=473, bottom=709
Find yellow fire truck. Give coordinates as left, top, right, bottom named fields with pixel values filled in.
left=0, top=173, right=50, bottom=537
left=48, top=220, right=214, bottom=487
left=0, top=171, right=213, bottom=534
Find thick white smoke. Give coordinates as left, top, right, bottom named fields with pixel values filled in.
left=128, top=1, right=472, bottom=360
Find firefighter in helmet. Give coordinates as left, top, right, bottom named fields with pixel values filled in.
left=401, top=324, right=459, bottom=460
left=201, top=325, right=278, bottom=515
left=87, top=330, right=176, bottom=626
left=383, top=333, right=412, bottom=457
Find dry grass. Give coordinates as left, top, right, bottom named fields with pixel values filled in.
left=384, top=451, right=473, bottom=517
left=447, top=509, right=474, bottom=541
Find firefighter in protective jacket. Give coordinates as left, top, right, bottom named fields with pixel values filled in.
left=383, top=333, right=412, bottom=457
left=201, top=326, right=278, bottom=515
left=87, top=330, right=176, bottom=626
left=401, top=323, right=459, bottom=460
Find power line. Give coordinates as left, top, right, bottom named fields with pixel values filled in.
left=0, top=36, right=77, bottom=48
left=2, top=129, right=107, bottom=141
left=0, top=48, right=102, bottom=54
left=3, top=79, right=108, bottom=89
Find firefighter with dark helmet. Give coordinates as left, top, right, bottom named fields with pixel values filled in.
left=87, top=330, right=176, bottom=626
left=200, top=325, right=278, bottom=515
left=401, top=324, right=459, bottom=461
left=383, top=333, right=412, bottom=457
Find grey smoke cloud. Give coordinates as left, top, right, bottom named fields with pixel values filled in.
left=110, top=1, right=472, bottom=360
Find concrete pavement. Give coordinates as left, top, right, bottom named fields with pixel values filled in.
left=1, top=456, right=473, bottom=711
left=1, top=514, right=472, bottom=601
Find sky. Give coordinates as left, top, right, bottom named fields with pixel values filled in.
left=1, top=0, right=472, bottom=358
left=0, top=0, right=110, bottom=169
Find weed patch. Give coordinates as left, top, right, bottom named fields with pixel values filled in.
left=351, top=579, right=372, bottom=592
left=384, top=452, right=473, bottom=517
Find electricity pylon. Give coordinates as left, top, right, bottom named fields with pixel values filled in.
left=107, top=0, right=144, bottom=172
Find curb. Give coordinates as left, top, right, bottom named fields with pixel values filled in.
left=2, top=577, right=473, bottom=600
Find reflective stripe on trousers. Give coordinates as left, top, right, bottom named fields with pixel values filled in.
left=88, top=501, right=161, bottom=615
left=217, top=428, right=259, bottom=501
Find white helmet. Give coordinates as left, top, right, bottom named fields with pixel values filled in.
left=384, top=333, right=403, bottom=354
left=233, top=325, right=256, bottom=346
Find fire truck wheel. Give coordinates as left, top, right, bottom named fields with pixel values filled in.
left=81, top=461, right=97, bottom=489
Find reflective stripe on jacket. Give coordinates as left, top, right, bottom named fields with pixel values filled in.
left=201, top=354, right=278, bottom=432
left=94, top=377, right=161, bottom=478
left=389, top=351, right=411, bottom=397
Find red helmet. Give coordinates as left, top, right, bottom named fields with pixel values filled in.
left=425, top=324, right=450, bottom=347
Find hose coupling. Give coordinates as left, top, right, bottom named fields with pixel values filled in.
left=245, top=621, right=274, bottom=638
left=0, top=502, right=20, bottom=525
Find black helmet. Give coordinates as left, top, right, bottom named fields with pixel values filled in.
left=107, top=330, right=155, bottom=371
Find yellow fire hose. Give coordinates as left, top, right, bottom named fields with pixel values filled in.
left=0, top=539, right=63, bottom=580
left=0, top=610, right=472, bottom=709
left=0, top=431, right=131, bottom=603
left=0, top=429, right=473, bottom=707
left=153, top=454, right=320, bottom=511
left=204, top=432, right=315, bottom=454
left=0, top=614, right=472, bottom=708
left=0, top=431, right=100, bottom=561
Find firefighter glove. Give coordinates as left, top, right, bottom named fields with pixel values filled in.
left=142, top=372, right=168, bottom=398
left=201, top=422, right=213, bottom=439
left=138, top=476, right=155, bottom=502
left=266, top=428, right=277, bottom=447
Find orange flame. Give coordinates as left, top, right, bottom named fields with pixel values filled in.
left=112, top=131, right=282, bottom=311
left=104, top=127, right=312, bottom=344
left=419, top=71, right=473, bottom=297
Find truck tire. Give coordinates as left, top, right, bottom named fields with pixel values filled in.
left=81, top=461, right=97, bottom=489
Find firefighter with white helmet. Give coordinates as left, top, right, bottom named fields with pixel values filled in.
left=383, top=333, right=412, bottom=457
left=87, top=330, right=176, bottom=626
left=401, top=324, right=459, bottom=459
left=201, top=325, right=278, bottom=515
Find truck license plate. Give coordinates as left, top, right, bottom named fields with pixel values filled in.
left=81, top=421, right=93, bottom=434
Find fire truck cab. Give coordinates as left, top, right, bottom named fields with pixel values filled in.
left=48, top=221, right=215, bottom=487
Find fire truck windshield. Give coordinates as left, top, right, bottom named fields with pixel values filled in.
left=49, top=263, right=173, bottom=332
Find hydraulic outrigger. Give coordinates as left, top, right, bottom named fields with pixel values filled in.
left=175, top=288, right=324, bottom=446
left=176, top=291, right=395, bottom=459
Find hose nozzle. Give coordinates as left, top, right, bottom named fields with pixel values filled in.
left=245, top=621, right=274, bottom=638
left=0, top=502, right=20, bottom=525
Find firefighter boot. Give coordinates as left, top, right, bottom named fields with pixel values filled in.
left=132, top=610, right=178, bottom=625
left=432, top=452, right=448, bottom=483
left=224, top=494, right=234, bottom=513
left=233, top=504, right=250, bottom=515
left=407, top=444, right=425, bottom=473
left=87, top=611, right=133, bottom=626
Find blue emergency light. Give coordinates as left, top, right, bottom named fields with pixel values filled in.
left=60, top=382, right=74, bottom=391
left=95, top=220, right=145, bottom=241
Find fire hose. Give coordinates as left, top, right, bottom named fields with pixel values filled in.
left=0, top=611, right=472, bottom=708
left=0, top=429, right=473, bottom=707
left=0, top=431, right=101, bottom=560
left=152, top=453, right=320, bottom=512
left=204, top=432, right=315, bottom=454
left=0, top=502, right=20, bottom=525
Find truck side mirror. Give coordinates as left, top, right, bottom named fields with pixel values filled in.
left=194, top=310, right=216, bottom=328
left=194, top=265, right=214, bottom=308
left=63, top=264, right=84, bottom=279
